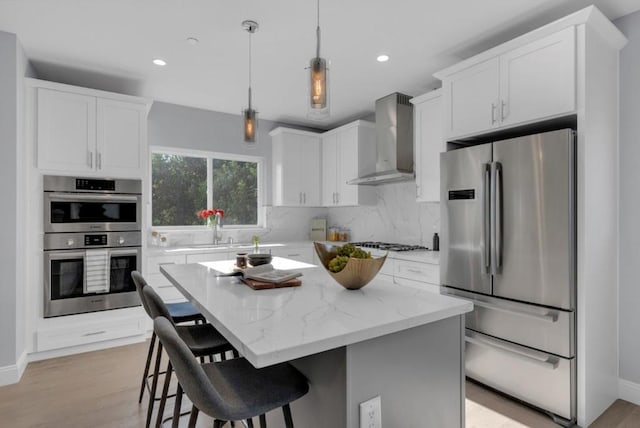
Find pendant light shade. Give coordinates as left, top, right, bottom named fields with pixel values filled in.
left=307, top=0, right=329, bottom=119
left=242, top=20, right=258, bottom=143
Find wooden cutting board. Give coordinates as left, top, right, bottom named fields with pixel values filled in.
left=242, top=277, right=302, bottom=290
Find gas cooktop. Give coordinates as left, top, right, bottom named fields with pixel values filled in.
left=350, top=241, right=431, bottom=252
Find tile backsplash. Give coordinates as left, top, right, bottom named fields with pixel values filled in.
left=151, top=180, right=439, bottom=247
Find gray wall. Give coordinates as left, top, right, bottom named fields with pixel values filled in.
left=0, top=31, right=19, bottom=368
left=616, top=10, right=640, bottom=385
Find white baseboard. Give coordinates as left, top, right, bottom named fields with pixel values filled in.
left=0, top=351, right=28, bottom=387
left=619, top=378, right=640, bottom=406
left=28, top=334, right=146, bottom=362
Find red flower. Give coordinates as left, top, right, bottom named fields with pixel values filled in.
left=197, top=209, right=224, bottom=219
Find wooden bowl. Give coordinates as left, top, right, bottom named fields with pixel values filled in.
left=313, top=242, right=387, bottom=290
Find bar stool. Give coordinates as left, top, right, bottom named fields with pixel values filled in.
left=143, top=285, right=236, bottom=428
left=153, top=316, right=309, bottom=428
left=132, top=271, right=205, bottom=406
left=132, top=271, right=234, bottom=428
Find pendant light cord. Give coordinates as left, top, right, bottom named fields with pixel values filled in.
left=316, top=0, right=321, bottom=58
left=248, top=26, right=252, bottom=109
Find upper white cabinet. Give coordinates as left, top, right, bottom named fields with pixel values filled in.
left=321, top=121, right=375, bottom=207
left=29, top=79, right=150, bottom=178
left=270, top=128, right=321, bottom=206
left=411, top=90, right=443, bottom=202
left=438, top=26, right=575, bottom=139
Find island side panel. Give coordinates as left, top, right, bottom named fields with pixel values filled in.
left=346, top=315, right=464, bottom=428
left=264, top=346, right=348, bottom=427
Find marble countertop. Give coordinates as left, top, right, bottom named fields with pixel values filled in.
left=160, top=257, right=469, bottom=368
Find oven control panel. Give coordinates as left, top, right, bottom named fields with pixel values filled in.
left=44, top=231, right=141, bottom=250
left=85, top=234, right=108, bottom=246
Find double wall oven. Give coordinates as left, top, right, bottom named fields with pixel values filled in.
left=43, top=175, right=142, bottom=317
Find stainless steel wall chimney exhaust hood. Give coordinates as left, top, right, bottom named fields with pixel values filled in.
left=348, top=92, right=414, bottom=185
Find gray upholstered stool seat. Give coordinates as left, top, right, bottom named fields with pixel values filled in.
left=200, top=358, right=309, bottom=421
left=154, top=316, right=309, bottom=428
left=166, top=301, right=205, bottom=324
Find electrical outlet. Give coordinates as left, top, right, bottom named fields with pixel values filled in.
left=359, top=395, right=382, bottom=428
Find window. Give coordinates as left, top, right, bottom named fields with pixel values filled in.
left=151, top=149, right=262, bottom=228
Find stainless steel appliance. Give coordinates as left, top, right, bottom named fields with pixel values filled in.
left=440, top=129, right=576, bottom=426
left=348, top=93, right=414, bottom=185
left=350, top=241, right=430, bottom=252
left=43, top=176, right=142, bottom=317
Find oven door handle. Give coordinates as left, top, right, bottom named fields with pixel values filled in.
left=47, top=193, right=140, bottom=202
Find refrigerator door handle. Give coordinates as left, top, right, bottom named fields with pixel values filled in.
left=468, top=299, right=559, bottom=323
left=465, top=331, right=560, bottom=370
left=483, top=163, right=491, bottom=272
left=495, top=162, right=503, bottom=270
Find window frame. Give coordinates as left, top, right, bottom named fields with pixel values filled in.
left=149, top=146, right=265, bottom=230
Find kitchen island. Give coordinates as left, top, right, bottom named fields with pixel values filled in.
left=161, top=257, right=472, bottom=427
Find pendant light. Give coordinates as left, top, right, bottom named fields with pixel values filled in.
left=242, top=20, right=258, bottom=143
left=307, top=0, right=329, bottom=119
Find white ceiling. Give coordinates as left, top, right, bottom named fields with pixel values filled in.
left=0, top=0, right=638, bottom=129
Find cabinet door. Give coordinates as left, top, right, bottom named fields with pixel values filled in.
left=321, top=133, right=338, bottom=206
left=37, top=88, right=96, bottom=172
left=97, top=99, right=147, bottom=177
left=272, top=137, right=303, bottom=206
left=299, top=135, right=321, bottom=206
left=336, top=126, right=359, bottom=206
left=414, top=92, right=443, bottom=202
left=443, top=58, right=499, bottom=139
left=500, top=27, right=575, bottom=126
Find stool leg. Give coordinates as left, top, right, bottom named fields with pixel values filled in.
left=246, top=419, right=254, bottom=428
left=213, top=419, right=226, bottom=428
left=282, top=404, right=294, bottom=428
left=146, top=342, right=163, bottom=428
left=259, top=414, right=267, bottom=428
left=187, top=406, right=199, bottom=428
left=232, top=349, right=239, bottom=358
left=155, top=361, right=173, bottom=428
left=171, top=383, right=183, bottom=428
left=139, top=332, right=157, bottom=403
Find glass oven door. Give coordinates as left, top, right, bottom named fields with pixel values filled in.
left=44, top=192, right=141, bottom=233
left=44, top=247, right=141, bottom=318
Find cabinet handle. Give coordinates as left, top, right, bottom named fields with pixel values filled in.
left=332, top=192, right=336, bottom=204
left=83, top=330, right=106, bottom=337
left=407, top=268, right=423, bottom=274
left=491, top=103, right=497, bottom=125
left=501, top=100, right=507, bottom=121
left=287, top=253, right=300, bottom=257
left=88, top=150, right=93, bottom=168
left=158, top=284, right=174, bottom=289
left=97, top=152, right=102, bottom=169
left=158, top=262, right=176, bottom=266
left=336, top=193, right=339, bottom=204
left=303, top=193, right=306, bottom=204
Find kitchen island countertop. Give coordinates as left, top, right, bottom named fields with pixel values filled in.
left=160, top=257, right=467, bottom=368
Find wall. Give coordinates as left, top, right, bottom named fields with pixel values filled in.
left=0, top=31, right=20, bottom=378
left=148, top=101, right=440, bottom=247
left=325, top=181, right=440, bottom=245
left=616, top=10, right=640, bottom=389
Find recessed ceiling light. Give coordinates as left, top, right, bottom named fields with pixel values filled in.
left=187, top=37, right=199, bottom=45
left=377, top=54, right=390, bottom=62
left=153, top=58, right=167, bottom=66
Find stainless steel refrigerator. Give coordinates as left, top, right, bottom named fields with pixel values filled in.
left=440, top=128, right=576, bottom=426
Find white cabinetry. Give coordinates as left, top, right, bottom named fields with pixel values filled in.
left=270, top=245, right=314, bottom=264
left=321, top=121, right=375, bottom=207
left=29, top=79, right=150, bottom=178
left=411, top=90, right=443, bottom=202
left=145, top=254, right=186, bottom=303
left=438, top=27, right=575, bottom=139
left=270, top=128, right=321, bottom=206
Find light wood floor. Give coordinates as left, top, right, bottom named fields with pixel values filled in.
left=0, top=341, right=638, bottom=427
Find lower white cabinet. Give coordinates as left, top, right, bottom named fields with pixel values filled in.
left=270, top=246, right=314, bottom=264
left=36, top=310, right=145, bottom=352
left=379, top=256, right=440, bottom=292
